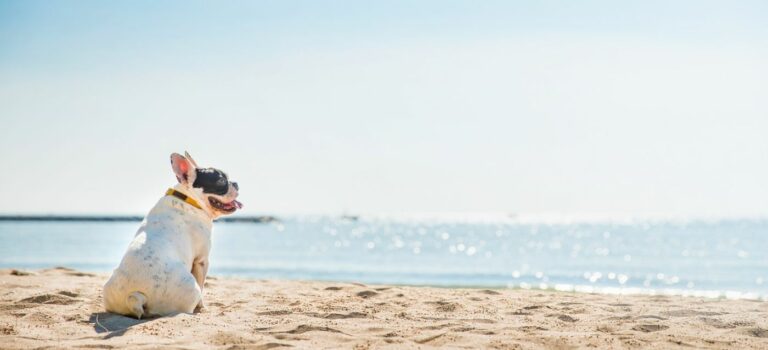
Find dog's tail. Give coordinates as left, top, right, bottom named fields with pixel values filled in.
left=126, top=291, right=147, bottom=319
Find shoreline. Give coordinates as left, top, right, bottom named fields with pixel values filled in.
left=5, top=265, right=765, bottom=302
left=1, top=267, right=767, bottom=349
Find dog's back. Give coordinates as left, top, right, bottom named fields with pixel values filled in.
left=103, top=197, right=209, bottom=318
left=104, top=152, right=240, bottom=319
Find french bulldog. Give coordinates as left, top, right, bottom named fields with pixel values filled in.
left=103, top=152, right=241, bottom=319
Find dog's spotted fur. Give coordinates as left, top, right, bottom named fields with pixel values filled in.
left=103, top=152, right=241, bottom=318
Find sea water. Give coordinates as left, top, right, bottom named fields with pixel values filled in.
left=1, top=217, right=766, bottom=299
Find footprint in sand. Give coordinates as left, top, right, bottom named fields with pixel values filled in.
left=209, top=331, right=257, bottom=346
left=546, top=314, right=577, bottom=322
left=700, top=317, right=753, bottom=329
left=596, top=325, right=614, bottom=333
left=0, top=324, right=16, bottom=335
left=662, top=309, right=726, bottom=317
left=415, top=332, right=446, bottom=344
left=228, top=343, right=292, bottom=350
left=523, top=305, right=546, bottom=310
left=19, top=293, right=78, bottom=305
left=272, top=334, right=309, bottom=341
left=0, top=303, right=36, bottom=312
left=744, top=328, right=768, bottom=338
left=606, top=315, right=632, bottom=321
left=257, top=310, right=292, bottom=316
left=9, top=269, right=36, bottom=276
left=518, top=325, right=548, bottom=332
left=632, top=324, right=669, bottom=332
left=356, top=290, right=378, bottom=298
left=308, top=311, right=367, bottom=319
left=509, top=305, right=547, bottom=315
left=23, top=311, right=58, bottom=325
left=51, top=266, right=75, bottom=271
left=635, top=315, right=667, bottom=320
left=507, top=310, right=532, bottom=316
left=277, top=324, right=346, bottom=335
left=426, top=301, right=461, bottom=312
left=479, top=290, right=501, bottom=295
left=65, top=271, right=96, bottom=277
left=420, top=323, right=458, bottom=330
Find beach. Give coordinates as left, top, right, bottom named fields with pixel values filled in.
left=1, top=268, right=767, bottom=349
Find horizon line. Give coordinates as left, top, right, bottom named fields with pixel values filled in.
left=1, top=213, right=766, bottom=225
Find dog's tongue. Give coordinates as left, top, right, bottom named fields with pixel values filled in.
left=234, top=200, right=243, bottom=209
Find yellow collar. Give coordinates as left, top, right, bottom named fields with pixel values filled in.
left=166, top=188, right=203, bottom=210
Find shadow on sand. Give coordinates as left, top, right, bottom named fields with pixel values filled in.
left=89, top=312, right=153, bottom=339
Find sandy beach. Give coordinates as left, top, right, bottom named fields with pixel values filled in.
left=1, top=268, right=767, bottom=349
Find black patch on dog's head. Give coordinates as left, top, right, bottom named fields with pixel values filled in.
left=193, top=168, right=229, bottom=195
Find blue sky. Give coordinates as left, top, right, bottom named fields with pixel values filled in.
left=1, top=1, right=766, bottom=218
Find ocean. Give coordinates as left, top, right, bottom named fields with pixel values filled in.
left=1, top=217, right=766, bottom=300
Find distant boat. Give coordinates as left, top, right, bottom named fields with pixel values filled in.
left=340, top=214, right=359, bottom=222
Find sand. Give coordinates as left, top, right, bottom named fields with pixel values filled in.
left=1, top=268, right=767, bottom=349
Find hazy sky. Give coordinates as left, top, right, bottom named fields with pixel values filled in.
left=1, top=1, right=766, bottom=218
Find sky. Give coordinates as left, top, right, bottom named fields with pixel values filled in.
left=0, top=1, right=767, bottom=218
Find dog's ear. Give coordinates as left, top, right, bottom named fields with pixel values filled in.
left=170, top=153, right=197, bottom=185
left=184, top=151, right=199, bottom=168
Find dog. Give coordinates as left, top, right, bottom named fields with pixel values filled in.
left=103, top=152, right=241, bottom=319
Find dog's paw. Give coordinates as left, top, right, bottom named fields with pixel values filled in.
left=194, top=301, right=206, bottom=313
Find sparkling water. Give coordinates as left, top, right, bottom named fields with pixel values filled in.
left=1, top=217, right=766, bottom=299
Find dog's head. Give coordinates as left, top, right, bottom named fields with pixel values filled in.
left=170, top=152, right=242, bottom=218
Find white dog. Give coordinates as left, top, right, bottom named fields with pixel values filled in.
left=103, top=152, right=241, bottom=319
